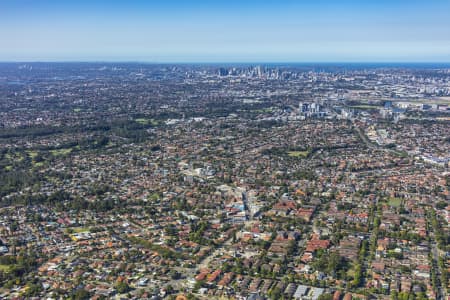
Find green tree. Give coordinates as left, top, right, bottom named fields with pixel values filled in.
left=72, top=289, right=91, bottom=300
left=115, top=281, right=131, bottom=294
left=318, top=294, right=334, bottom=300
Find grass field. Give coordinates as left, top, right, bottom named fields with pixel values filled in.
left=394, top=97, right=450, bottom=105
left=72, top=227, right=90, bottom=233
left=148, top=192, right=160, bottom=201
left=50, top=148, right=72, bottom=156
left=26, top=150, right=39, bottom=159
left=388, top=197, right=402, bottom=207
left=33, top=162, right=44, bottom=167
left=0, top=264, right=12, bottom=272
left=288, top=151, right=310, bottom=158
left=5, top=152, right=25, bottom=162
left=349, top=105, right=382, bottom=110
left=135, top=118, right=159, bottom=126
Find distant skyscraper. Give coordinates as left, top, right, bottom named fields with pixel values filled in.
left=256, top=66, right=263, bottom=78
left=218, top=68, right=228, bottom=77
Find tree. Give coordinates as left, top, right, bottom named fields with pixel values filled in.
left=23, top=282, right=42, bottom=297
left=318, top=294, right=333, bottom=300
left=193, top=280, right=205, bottom=291
left=327, top=252, right=342, bottom=274
left=436, top=201, right=447, bottom=210
left=390, top=290, right=398, bottom=300
left=115, top=281, right=131, bottom=294
left=166, top=284, right=174, bottom=294
left=170, top=270, right=181, bottom=280
left=72, top=289, right=91, bottom=300
left=351, top=263, right=363, bottom=288
left=397, top=292, right=412, bottom=300
left=269, top=287, right=281, bottom=300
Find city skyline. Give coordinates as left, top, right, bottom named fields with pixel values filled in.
left=1, top=0, right=450, bottom=62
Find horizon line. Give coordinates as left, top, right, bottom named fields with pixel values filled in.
left=1, top=61, right=450, bottom=65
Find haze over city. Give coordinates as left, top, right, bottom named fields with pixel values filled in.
left=1, top=0, right=450, bottom=62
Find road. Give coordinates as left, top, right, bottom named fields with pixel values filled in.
left=197, top=236, right=234, bottom=270
left=427, top=211, right=445, bottom=300
left=354, top=126, right=377, bottom=150
left=431, top=241, right=446, bottom=300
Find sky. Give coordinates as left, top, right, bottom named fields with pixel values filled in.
left=0, top=0, right=450, bottom=62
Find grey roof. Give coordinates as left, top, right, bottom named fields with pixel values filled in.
left=293, top=285, right=309, bottom=299
left=312, top=287, right=325, bottom=300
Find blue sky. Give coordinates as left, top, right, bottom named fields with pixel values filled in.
left=0, top=0, right=449, bottom=62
